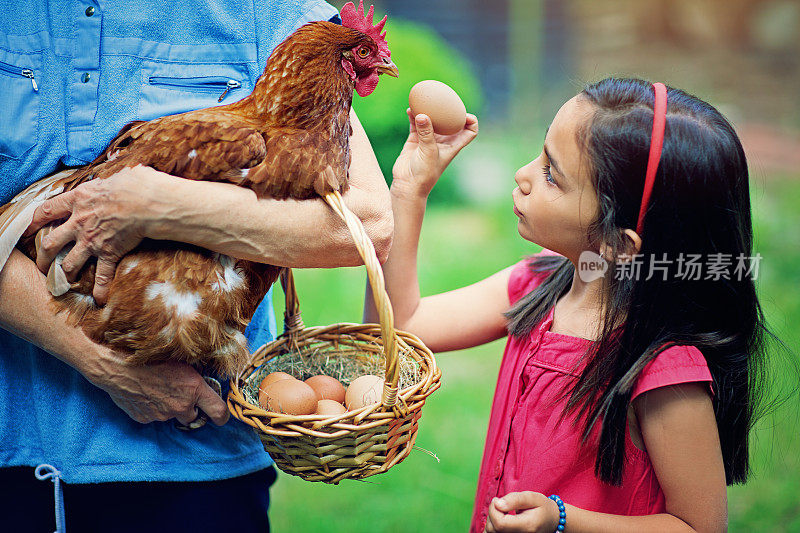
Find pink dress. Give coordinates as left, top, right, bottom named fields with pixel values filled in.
left=470, top=251, right=713, bottom=532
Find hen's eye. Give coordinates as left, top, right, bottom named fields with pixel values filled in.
left=357, top=47, right=369, bottom=58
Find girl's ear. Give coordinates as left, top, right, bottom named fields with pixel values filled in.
left=618, top=229, right=642, bottom=261
left=598, top=229, right=642, bottom=263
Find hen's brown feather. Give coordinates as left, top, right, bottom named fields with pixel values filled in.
left=68, top=114, right=268, bottom=187
left=233, top=124, right=350, bottom=199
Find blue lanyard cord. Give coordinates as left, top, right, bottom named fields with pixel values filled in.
left=35, top=464, right=66, bottom=533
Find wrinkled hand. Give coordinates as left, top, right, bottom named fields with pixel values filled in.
left=484, top=492, right=560, bottom=533
left=23, top=165, right=160, bottom=305
left=390, top=108, right=478, bottom=199
left=85, top=345, right=230, bottom=427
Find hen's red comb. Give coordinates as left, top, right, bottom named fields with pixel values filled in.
left=340, top=1, right=390, bottom=58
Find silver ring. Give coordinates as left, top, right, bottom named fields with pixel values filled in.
left=174, top=408, right=208, bottom=431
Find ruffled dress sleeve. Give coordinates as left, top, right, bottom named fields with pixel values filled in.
left=631, top=345, right=714, bottom=401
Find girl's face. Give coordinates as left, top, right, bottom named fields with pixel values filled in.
left=512, top=95, right=599, bottom=263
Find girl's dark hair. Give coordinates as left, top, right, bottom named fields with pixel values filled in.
left=506, top=77, right=770, bottom=486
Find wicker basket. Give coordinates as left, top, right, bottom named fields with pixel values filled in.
left=227, top=191, right=441, bottom=484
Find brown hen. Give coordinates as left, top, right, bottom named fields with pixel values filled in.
left=0, top=1, right=397, bottom=379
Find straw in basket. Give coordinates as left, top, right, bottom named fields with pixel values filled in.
left=227, top=191, right=441, bottom=484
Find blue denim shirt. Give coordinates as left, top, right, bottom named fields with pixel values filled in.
left=0, top=0, right=337, bottom=483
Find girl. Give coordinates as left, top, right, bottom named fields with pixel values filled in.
left=365, top=77, right=768, bottom=532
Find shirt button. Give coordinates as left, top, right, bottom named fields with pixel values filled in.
left=81, top=72, right=91, bottom=83
left=85, top=6, right=95, bottom=16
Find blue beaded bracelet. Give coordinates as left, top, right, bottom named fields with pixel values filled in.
left=548, top=494, right=566, bottom=532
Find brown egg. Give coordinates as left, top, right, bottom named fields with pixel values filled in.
left=345, top=375, right=385, bottom=411
left=259, top=371, right=295, bottom=393
left=258, top=379, right=317, bottom=415
left=305, top=375, right=346, bottom=403
left=316, top=399, right=347, bottom=416
left=409, top=80, right=467, bottom=135
left=259, top=372, right=296, bottom=406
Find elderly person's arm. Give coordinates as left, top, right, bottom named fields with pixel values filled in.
left=28, top=110, right=393, bottom=303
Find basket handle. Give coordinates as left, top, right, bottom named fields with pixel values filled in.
left=278, top=191, right=400, bottom=410
left=280, top=268, right=304, bottom=333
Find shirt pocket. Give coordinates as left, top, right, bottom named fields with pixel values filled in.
left=137, top=60, right=253, bottom=121
left=0, top=49, right=41, bottom=159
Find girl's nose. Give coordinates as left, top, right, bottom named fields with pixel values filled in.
left=514, top=165, right=531, bottom=195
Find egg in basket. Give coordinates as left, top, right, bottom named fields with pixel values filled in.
left=227, top=191, right=441, bottom=484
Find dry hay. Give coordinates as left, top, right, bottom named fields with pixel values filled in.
left=242, top=337, right=423, bottom=407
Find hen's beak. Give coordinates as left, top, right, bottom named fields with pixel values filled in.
left=376, top=56, right=398, bottom=77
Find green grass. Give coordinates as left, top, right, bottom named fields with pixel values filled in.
left=268, top=178, right=800, bottom=532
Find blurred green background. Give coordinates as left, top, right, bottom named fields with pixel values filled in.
left=268, top=0, right=800, bottom=531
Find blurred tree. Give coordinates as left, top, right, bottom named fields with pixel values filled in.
left=352, top=19, right=483, bottom=205
left=376, top=0, right=511, bottom=120
left=509, top=0, right=576, bottom=129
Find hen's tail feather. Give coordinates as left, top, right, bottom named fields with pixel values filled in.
left=0, top=169, right=75, bottom=273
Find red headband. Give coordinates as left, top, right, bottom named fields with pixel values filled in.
left=635, top=82, right=668, bottom=235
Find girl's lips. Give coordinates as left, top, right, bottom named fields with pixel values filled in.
left=513, top=204, right=523, bottom=217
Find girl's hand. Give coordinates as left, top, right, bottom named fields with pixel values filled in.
left=390, top=108, right=478, bottom=200
left=484, top=492, right=560, bottom=533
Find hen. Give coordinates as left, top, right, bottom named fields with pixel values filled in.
left=0, top=1, right=397, bottom=380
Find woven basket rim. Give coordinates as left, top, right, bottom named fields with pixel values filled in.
left=228, top=321, right=441, bottom=436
